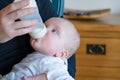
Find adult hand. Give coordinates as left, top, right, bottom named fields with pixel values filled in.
left=22, top=73, right=47, bottom=80
left=0, top=0, right=38, bottom=43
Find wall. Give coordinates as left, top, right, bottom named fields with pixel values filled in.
left=65, top=0, right=120, bottom=14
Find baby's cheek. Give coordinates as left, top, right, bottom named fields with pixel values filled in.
left=30, top=40, right=35, bottom=48
left=31, top=41, right=40, bottom=50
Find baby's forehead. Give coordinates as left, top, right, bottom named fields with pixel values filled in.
left=47, top=18, right=74, bottom=31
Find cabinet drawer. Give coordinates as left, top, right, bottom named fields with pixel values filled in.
left=75, top=38, right=120, bottom=80
left=76, top=37, right=120, bottom=67
left=77, top=38, right=120, bottom=57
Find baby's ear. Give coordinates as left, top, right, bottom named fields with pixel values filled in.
left=55, top=50, right=69, bottom=58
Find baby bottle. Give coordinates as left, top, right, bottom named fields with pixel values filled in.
left=14, top=0, right=47, bottom=38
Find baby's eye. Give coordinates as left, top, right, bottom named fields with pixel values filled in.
left=51, top=29, right=56, bottom=33
left=51, top=28, right=59, bottom=36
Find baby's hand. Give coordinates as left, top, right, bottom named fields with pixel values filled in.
left=22, top=76, right=33, bottom=80
left=22, top=73, right=46, bottom=80
left=22, top=76, right=40, bottom=80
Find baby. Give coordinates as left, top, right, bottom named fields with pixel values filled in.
left=1, top=17, right=80, bottom=80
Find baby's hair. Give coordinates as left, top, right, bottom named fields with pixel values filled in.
left=62, top=18, right=80, bottom=58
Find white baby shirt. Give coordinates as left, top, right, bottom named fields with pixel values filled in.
left=1, top=52, right=74, bottom=80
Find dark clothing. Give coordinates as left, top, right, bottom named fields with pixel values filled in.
left=0, top=0, right=76, bottom=78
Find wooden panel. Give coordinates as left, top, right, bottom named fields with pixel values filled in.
left=78, top=38, right=120, bottom=57
left=71, top=19, right=120, bottom=32
left=76, top=56, right=120, bottom=67
left=75, top=76, right=120, bottom=80
left=76, top=66, right=120, bottom=78
left=75, top=38, right=120, bottom=80
left=79, top=31, right=120, bottom=38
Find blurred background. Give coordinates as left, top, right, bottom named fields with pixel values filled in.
left=65, top=0, right=120, bottom=14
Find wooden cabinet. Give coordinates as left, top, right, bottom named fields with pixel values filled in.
left=68, top=14, right=120, bottom=80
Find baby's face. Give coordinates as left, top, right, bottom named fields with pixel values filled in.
left=30, top=21, right=68, bottom=56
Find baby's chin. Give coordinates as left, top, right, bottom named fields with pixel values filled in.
left=31, top=41, right=42, bottom=51
left=35, top=48, right=53, bottom=56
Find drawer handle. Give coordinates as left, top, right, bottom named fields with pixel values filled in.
left=87, top=44, right=106, bottom=55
